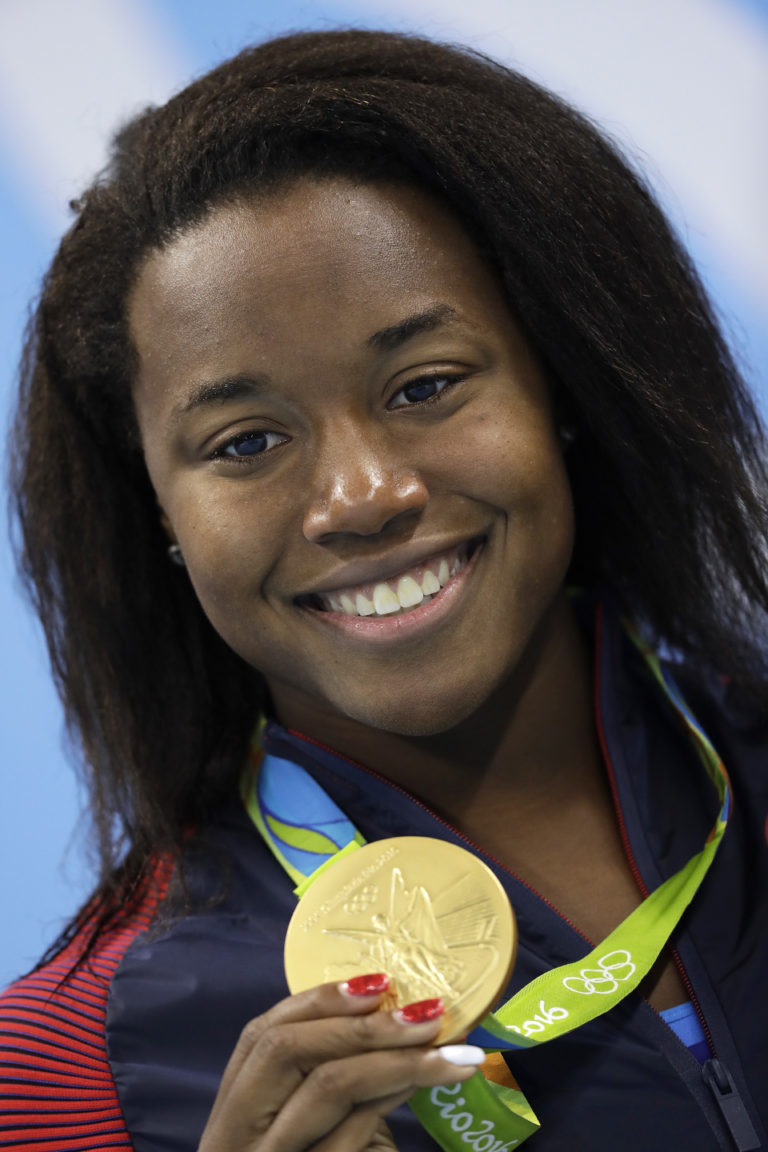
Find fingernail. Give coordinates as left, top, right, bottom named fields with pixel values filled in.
left=396, top=998, right=444, bottom=1023
left=342, top=973, right=390, bottom=997
left=438, top=1044, right=486, bottom=1067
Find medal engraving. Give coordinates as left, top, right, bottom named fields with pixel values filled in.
left=285, top=836, right=517, bottom=1042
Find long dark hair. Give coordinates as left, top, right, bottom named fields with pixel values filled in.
left=9, top=29, right=768, bottom=947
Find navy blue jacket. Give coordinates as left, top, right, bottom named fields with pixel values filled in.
left=106, top=608, right=768, bottom=1151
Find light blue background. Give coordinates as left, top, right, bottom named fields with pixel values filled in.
left=1, top=0, right=766, bottom=987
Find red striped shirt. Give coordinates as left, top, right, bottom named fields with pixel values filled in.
left=0, top=863, right=172, bottom=1150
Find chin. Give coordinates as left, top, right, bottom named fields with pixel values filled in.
left=337, top=677, right=497, bottom=738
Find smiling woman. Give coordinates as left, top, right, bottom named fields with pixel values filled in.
left=130, top=180, right=573, bottom=741
left=2, top=28, right=768, bottom=1152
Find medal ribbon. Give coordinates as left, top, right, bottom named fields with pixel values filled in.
left=242, top=628, right=732, bottom=1151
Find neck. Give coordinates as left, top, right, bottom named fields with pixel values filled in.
left=271, top=594, right=603, bottom=838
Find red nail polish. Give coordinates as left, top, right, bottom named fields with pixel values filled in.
left=343, top=973, right=390, bottom=996
left=397, top=997, right=444, bottom=1023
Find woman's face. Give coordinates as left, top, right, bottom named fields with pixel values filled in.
left=130, top=178, right=574, bottom=737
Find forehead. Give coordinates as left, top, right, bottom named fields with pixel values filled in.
left=127, top=178, right=511, bottom=378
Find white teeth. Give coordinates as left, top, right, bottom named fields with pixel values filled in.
left=421, top=569, right=440, bottom=595
left=314, top=542, right=476, bottom=617
left=372, top=583, right=400, bottom=615
left=397, top=575, right=424, bottom=608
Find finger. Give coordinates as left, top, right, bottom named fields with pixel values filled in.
left=211, top=976, right=390, bottom=1117
left=263, top=1044, right=484, bottom=1152
left=308, top=1102, right=403, bottom=1152
left=216, top=1006, right=446, bottom=1139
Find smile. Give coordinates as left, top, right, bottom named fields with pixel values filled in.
left=302, top=540, right=479, bottom=619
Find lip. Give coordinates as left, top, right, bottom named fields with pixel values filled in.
left=297, top=538, right=484, bottom=643
left=295, top=534, right=485, bottom=601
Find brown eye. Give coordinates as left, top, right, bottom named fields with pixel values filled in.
left=389, top=373, right=465, bottom=410
left=214, top=430, right=288, bottom=460
left=402, top=378, right=441, bottom=403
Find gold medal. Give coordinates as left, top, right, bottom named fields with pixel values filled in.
left=284, top=836, right=517, bottom=1043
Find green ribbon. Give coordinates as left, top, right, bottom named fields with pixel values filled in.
left=410, top=1075, right=539, bottom=1151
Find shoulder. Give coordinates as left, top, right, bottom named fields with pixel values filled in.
left=0, top=858, right=172, bottom=1151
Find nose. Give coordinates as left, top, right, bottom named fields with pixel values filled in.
left=302, top=422, right=429, bottom=542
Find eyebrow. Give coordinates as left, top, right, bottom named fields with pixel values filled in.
left=173, top=374, right=271, bottom=421
left=367, top=304, right=458, bottom=353
left=172, top=304, right=460, bottom=420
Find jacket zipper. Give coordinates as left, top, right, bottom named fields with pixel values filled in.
left=701, top=1059, right=761, bottom=1151
left=593, top=610, right=761, bottom=1151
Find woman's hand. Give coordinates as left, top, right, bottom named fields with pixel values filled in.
left=198, top=973, right=485, bottom=1152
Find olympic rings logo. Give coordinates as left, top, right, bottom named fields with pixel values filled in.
left=562, top=950, right=636, bottom=995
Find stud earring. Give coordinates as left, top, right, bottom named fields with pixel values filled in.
left=168, top=544, right=186, bottom=567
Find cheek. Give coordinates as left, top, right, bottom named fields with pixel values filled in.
left=479, top=414, right=575, bottom=590
left=164, top=485, right=280, bottom=612
left=453, top=407, right=571, bottom=516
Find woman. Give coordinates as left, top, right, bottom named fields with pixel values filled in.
left=2, top=28, right=767, bottom=1152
